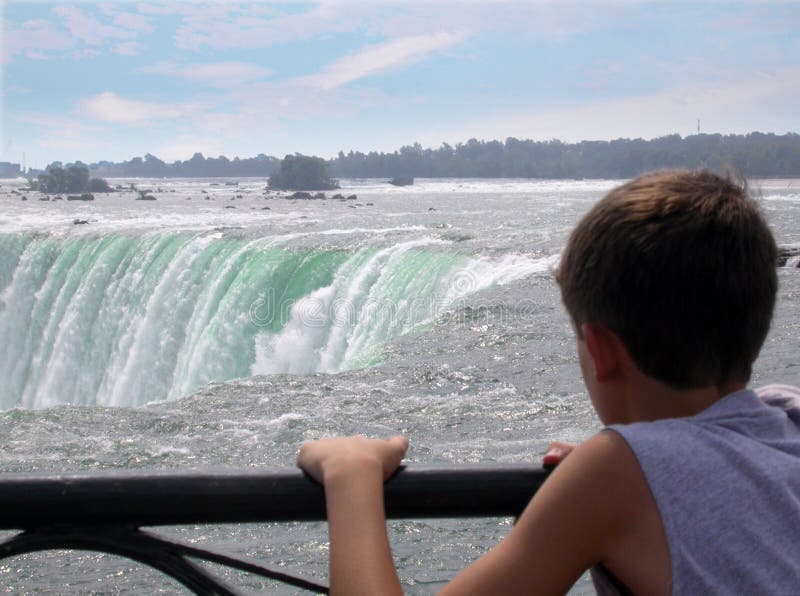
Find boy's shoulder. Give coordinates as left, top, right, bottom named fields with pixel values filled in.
left=603, top=387, right=800, bottom=506
left=617, top=386, right=800, bottom=441
left=510, top=431, right=671, bottom=594
left=603, top=385, right=800, bottom=593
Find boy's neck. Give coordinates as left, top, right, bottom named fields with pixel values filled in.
left=623, top=375, right=745, bottom=423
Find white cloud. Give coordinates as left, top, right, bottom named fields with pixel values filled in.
left=136, top=2, right=234, bottom=17
left=52, top=5, right=137, bottom=46
left=139, top=60, right=273, bottom=87
left=70, top=48, right=102, bottom=60
left=172, top=3, right=363, bottom=51
left=3, top=7, right=155, bottom=63
left=135, top=3, right=176, bottom=16
left=152, top=2, right=614, bottom=53
left=112, top=41, right=147, bottom=56
left=2, top=19, right=76, bottom=62
left=79, top=92, right=206, bottom=124
left=374, top=3, right=618, bottom=41
left=97, top=4, right=118, bottom=17
left=298, top=31, right=469, bottom=90
left=112, top=12, right=155, bottom=33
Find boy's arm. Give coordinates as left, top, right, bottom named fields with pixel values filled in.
left=298, top=431, right=664, bottom=595
left=440, top=430, right=665, bottom=595
left=297, top=436, right=407, bottom=595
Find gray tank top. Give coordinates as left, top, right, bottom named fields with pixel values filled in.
left=602, top=385, right=800, bottom=595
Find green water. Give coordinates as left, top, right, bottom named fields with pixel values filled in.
left=0, top=231, right=537, bottom=409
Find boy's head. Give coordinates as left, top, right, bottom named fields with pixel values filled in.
left=557, top=170, right=777, bottom=390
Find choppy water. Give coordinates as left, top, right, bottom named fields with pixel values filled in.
left=0, top=177, right=798, bottom=594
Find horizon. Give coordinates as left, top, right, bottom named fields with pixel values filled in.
left=10, top=130, right=799, bottom=172
left=3, top=2, right=799, bottom=170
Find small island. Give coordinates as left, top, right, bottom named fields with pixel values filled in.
left=388, top=176, right=414, bottom=186
left=267, top=154, right=340, bottom=191
left=31, top=164, right=111, bottom=195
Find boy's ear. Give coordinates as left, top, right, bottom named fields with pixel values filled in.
left=581, top=323, right=624, bottom=383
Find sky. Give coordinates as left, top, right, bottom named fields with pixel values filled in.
left=2, top=1, right=799, bottom=169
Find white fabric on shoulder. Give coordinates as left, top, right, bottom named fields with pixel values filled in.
left=756, top=384, right=800, bottom=420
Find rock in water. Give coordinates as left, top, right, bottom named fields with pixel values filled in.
left=777, top=246, right=800, bottom=267
left=389, top=176, right=414, bottom=186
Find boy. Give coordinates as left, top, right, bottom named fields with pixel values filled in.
left=298, top=170, right=800, bottom=594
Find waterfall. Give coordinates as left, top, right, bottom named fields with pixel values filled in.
left=0, top=232, right=546, bottom=409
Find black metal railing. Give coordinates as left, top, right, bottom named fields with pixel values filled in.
left=0, top=466, right=551, bottom=594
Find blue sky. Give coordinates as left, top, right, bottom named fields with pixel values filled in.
left=2, top=1, right=799, bottom=169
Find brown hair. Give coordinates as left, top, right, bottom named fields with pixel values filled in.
left=557, top=170, right=777, bottom=389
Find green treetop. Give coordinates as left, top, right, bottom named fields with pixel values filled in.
left=268, top=154, right=340, bottom=190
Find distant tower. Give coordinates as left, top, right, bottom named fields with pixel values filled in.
left=697, top=119, right=701, bottom=135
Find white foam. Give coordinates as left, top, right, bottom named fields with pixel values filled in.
left=151, top=446, right=191, bottom=457
left=252, top=242, right=551, bottom=377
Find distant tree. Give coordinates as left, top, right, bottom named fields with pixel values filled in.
left=89, top=177, right=112, bottom=192
left=39, top=166, right=67, bottom=193
left=66, top=164, right=90, bottom=192
left=38, top=163, right=111, bottom=193
left=268, top=154, right=340, bottom=190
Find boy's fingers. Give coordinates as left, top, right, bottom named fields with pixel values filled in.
left=386, top=435, right=409, bottom=453
left=546, top=441, right=576, bottom=455
left=381, top=436, right=409, bottom=479
left=542, top=441, right=577, bottom=467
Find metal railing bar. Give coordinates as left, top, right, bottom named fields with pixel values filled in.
left=0, top=465, right=551, bottom=528
left=0, top=466, right=551, bottom=593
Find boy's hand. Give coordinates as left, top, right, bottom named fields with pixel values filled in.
left=298, top=436, right=409, bottom=595
left=297, top=435, right=409, bottom=485
left=543, top=441, right=577, bottom=468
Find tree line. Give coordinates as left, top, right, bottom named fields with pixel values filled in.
left=331, top=133, right=800, bottom=179
left=88, top=152, right=281, bottom=178
left=41, top=132, right=800, bottom=180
